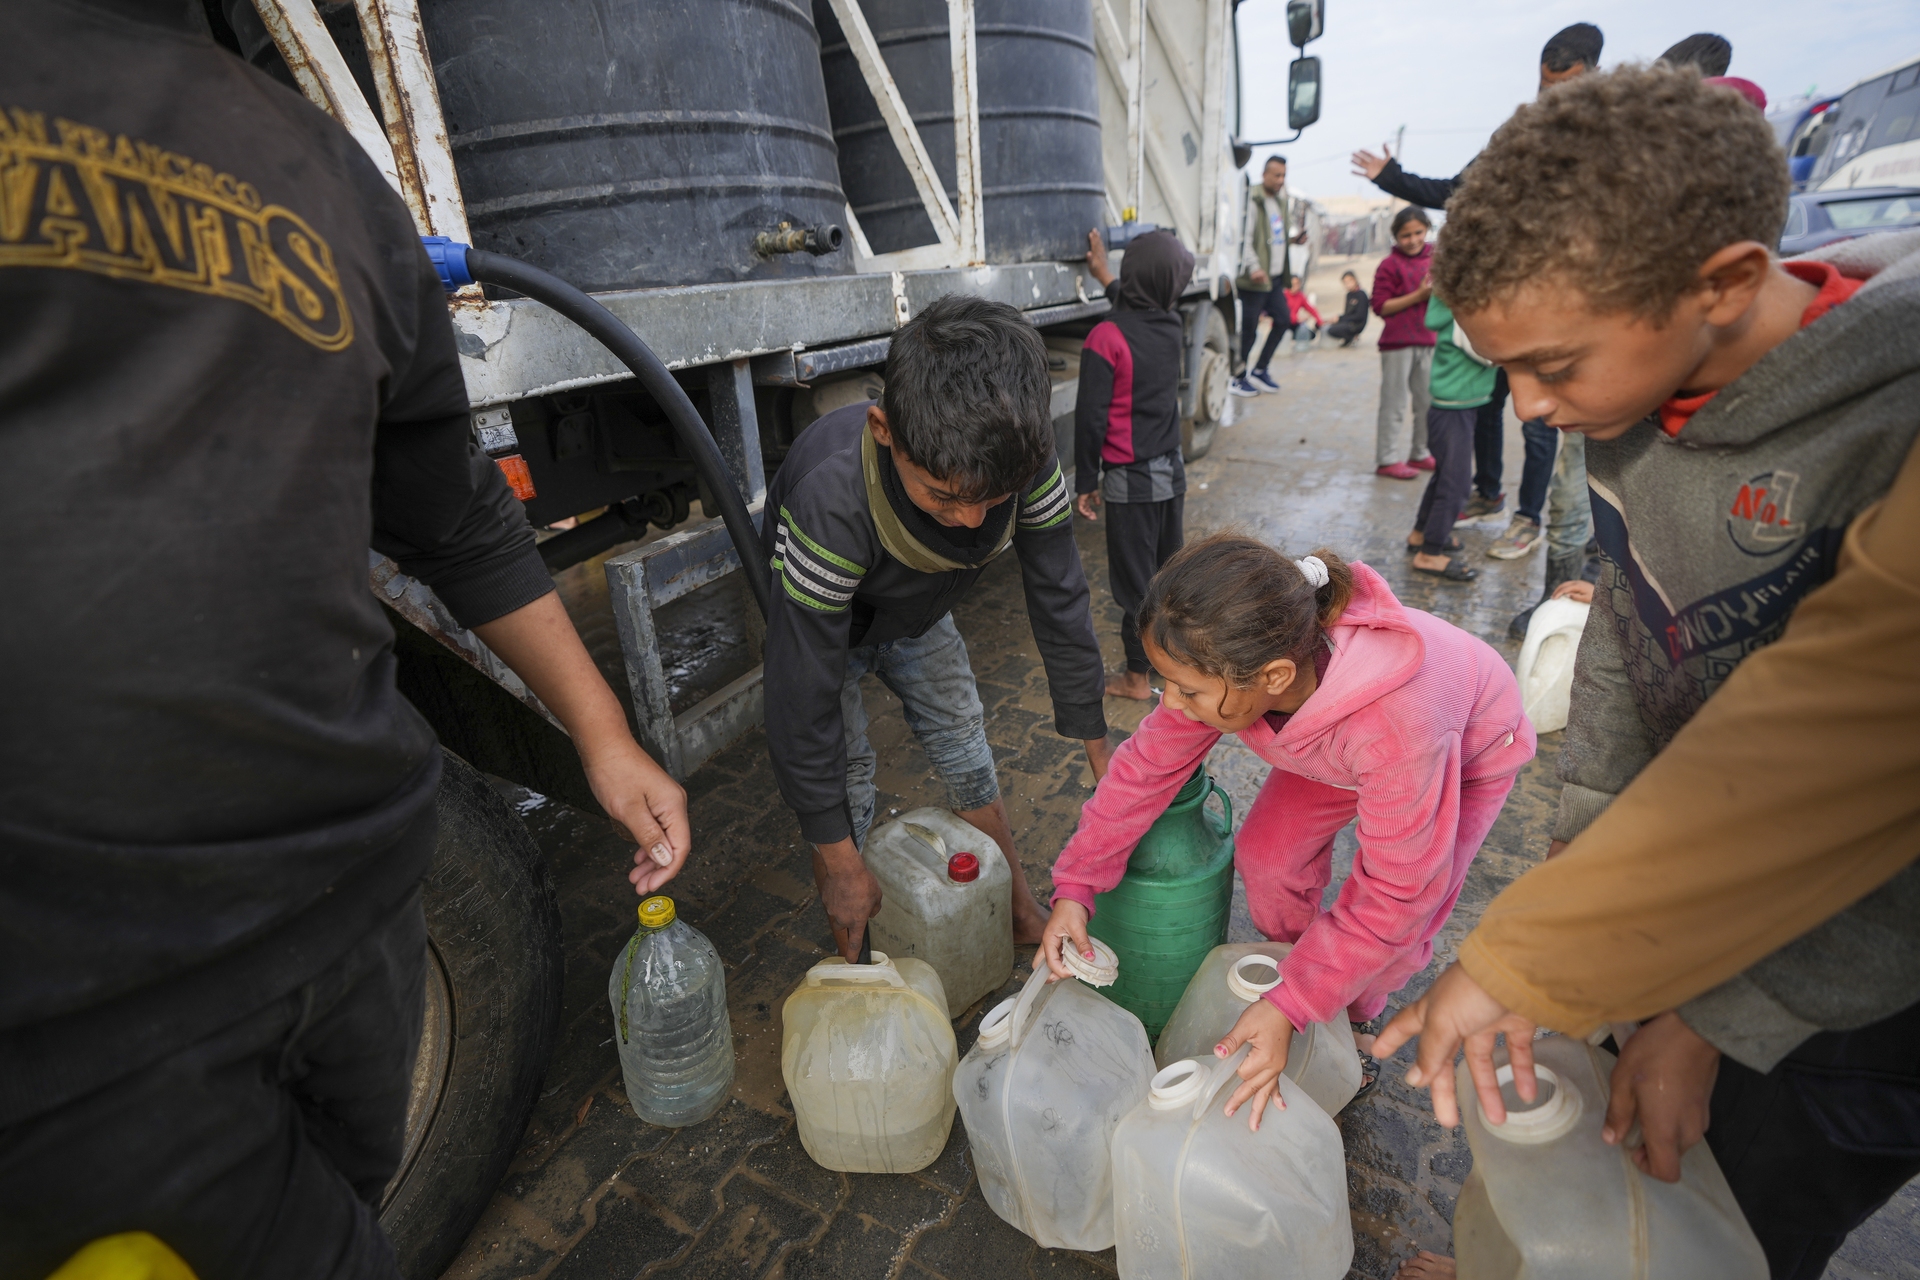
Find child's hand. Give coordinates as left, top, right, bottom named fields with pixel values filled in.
left=1032, top=899, right=1094, bottom=982
left=1603, top=1012, right=1721, bottom=1183
left=1086, top=229, right=1115, bottom=287
left=1550, top=580, right=1595, bottom=604
left=1075, top=491, right=1101, bottom=522
left=1373, top=962, right=1539, bottom=1128
left=1216, top=998, right=1294, bottom=1131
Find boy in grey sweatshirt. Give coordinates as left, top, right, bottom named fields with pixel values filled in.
left=1432, top=65, right=1920, bottom=1279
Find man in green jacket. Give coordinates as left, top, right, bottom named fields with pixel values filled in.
left=1231, top=155, right=1308, bottom=396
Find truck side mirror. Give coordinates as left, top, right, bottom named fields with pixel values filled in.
left=1288, top=58, right=1322, bottom=132
left=1286, top=0, right=1324, bottom=47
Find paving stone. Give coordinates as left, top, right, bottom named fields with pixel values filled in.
left=1026, top=1247, right=1118, bottom=1277
left=741, top=1138, right=848, bottom=1217
left=913, top=1120, right=975, bottom=1197
left=778, top=1211, right=909, bottom=1280
left=644, top=1176, right=824, bottom=1280
left=544, top=1191, right=691, bottom=1280
left=842, top=1171, right=956, bottom=1234
left=616, top=1101, right=790, bottom=1236
left=909, top=1195, right=1035, bottom=1277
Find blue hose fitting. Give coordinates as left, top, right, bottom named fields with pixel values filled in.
left=421, top=235, right=475, bottom=292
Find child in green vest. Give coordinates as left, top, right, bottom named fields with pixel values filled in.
left=1406, top=291, right=1498, bottom=582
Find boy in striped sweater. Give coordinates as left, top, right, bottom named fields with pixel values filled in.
left=763, top=295, right=1111, bottom=959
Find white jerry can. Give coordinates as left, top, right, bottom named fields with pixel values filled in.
left=1455, top=1033, right=1767, bottom=1278
left=1111, top=1046, right=1353, bottom=1279
left=954, top=965, right=1155, bottom=1251
left=1153, top=943, right=1364, bottom=1117
left=865, top=809, right=1014, bottom=1017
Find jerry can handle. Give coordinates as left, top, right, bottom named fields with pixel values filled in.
left=1006, top=963, right=1052, bottom=1050
left=1198, top=1043, right=1255, bottom=1119
left=1207, top=780, right=1233, bottom=833
left=805, top=953, right=905, bottom=988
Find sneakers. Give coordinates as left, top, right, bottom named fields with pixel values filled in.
left=1229, top=376, right=1261, bottom=398
left=1409, top=455, right=1436, bottom=472
left=1248, top=368, right=1281, bottom=393
left=1487, top=515, right=1544, bottom=559
left=1456, top=491, right=1507, bottom=523
left=1375, top=463, right=1420, bottom=480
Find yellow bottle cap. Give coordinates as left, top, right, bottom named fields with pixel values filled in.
left=638, top=896, right=676, bottom=929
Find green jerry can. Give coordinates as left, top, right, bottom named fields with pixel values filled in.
left=1086, top=764, right=1235, bottom=1040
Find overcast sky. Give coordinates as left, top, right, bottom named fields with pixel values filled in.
left=1233, top=0, right=1920, bottom=204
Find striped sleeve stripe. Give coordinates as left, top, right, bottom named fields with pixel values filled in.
left=774, top=515, right=864, bottom=612
left=1018, top=465, right=1071, bottom=529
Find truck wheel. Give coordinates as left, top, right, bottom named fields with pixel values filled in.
left=1183, top=306, right=1232, bottom=461
left=379, top=751, right=563, bottom=1279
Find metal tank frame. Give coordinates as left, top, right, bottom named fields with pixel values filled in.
left=252, top=0, right=1245, bottom=784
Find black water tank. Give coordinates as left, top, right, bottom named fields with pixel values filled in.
left=420, top=0, right=851, bottom=292
left=815, top=0, right=1105, bottom=263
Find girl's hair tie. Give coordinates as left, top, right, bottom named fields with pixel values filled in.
left=1294, top=555, right=1330, bottom=589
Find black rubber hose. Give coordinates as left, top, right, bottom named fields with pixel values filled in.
left=462, top=249, right=770, bottom=620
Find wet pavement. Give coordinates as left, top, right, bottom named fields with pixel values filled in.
left=449, top=253, right=1917, bottom=1280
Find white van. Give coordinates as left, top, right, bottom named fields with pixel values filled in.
left=1812, top=56, right=1920, bottom=190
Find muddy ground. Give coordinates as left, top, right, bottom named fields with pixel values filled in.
left=447, top=253, right=1916, bottom=1280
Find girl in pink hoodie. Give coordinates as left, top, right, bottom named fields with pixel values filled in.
left=1037, top=534, right=1534, bottom=1128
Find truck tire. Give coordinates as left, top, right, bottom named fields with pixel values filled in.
left=1183, top=306, right=1232, bottom=461
left=378, top=751, right=563, bottom=1279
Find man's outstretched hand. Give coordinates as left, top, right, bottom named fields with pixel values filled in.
left=584, top=737, right=691, bottom=897
left=1350, top=144, right=1393, bottom=182
left=1373, top=962, right=1541, bottom=1128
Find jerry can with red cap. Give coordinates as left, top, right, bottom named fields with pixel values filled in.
left=866, top=809, right=1013, bottom=1016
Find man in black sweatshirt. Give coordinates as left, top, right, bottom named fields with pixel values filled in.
left=0, top=4, right=688, bottom=1275
left=1075, top=229, right=1195, bottom=701
left=763, top=296, right=1109, bottom=958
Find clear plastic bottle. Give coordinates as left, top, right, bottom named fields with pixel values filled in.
left=865, top=809, right=1014, bottom=1017
left=1454, top=1033, right=1766, bottom=1278
left=607, top=895, right=734, bottom=1128
left=781, top=952, right=956, bottom=1172
left=1153, top=942, right=1363, bottom=1117
left=1111, top=1046, right=1353, bottom=1279
left=954, top=966, right=1155, bottom=1251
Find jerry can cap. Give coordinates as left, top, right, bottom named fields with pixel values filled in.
left=1481, top=1064, right=1582, bottom=1144
left=638, top=896, right=676, bottom=929
left=948, top=851, right=980, bottom=883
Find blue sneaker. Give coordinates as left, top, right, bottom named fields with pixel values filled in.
left=1249, top=368, right=1281, bottom=393
left=1229, top=376, right=1260, bottom=398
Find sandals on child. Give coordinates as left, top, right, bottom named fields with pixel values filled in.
left=1412, top=556, right=1478, bottom=583
left=1351, top=1021, right=1383, bottom=1101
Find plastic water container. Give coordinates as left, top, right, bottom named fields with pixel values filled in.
left=1454, top=1033, right=1767, bottom=1278
left=1111, top=1046, right=1353, bottom=1279
left=954, top=965, right=1155, bottom=1250
left=608, top=896, right=734, bottom=1128
left=1154, top=943, right=1364, bottom=1117
left=781, top=952, right=957, bottom=1172
left=866, top=809, right=1014, bottom=1017
left=1515, top=597, right=1590, bottom=733
left=1087, top=765, right=1236, bottom=1038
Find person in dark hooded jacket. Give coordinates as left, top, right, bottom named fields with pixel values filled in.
left=1076, top=229, right=1196, bottom=700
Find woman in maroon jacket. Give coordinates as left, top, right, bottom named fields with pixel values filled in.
left=1371, top=208, right=1437, bottom=480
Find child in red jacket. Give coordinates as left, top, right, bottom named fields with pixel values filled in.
left=1036, top=534, right=1534, bottom=1128
left=1371, top=207, right=1437, bottom=480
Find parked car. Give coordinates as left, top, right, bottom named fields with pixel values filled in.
left=1779, top=186, right=1920, bottom=256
